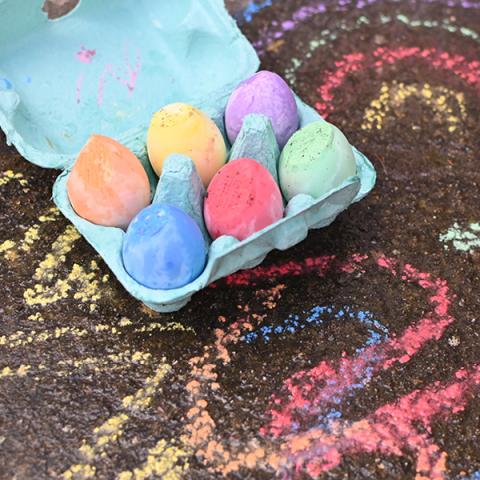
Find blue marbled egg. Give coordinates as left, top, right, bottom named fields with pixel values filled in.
left=122, top=204, right=207, bottom=290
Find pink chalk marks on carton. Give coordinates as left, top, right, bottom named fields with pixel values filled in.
left=97, top=45, right=141, bottom=107
left=74, top=44, right=141, bottom=106
left=75, top=45, right=96, bottom=104
left=75, top=73, right=85, bottom=104
left=76, top=45, right=96, bottom=64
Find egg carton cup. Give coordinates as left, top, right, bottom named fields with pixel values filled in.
left=0, top=0, right=376, bottom=312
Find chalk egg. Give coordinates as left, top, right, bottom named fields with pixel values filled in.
left=122, top=204, right=207, bottom=290
left=67, top=134, right=151, bottom=230
left=204, top=158, right=284, bottom=241
left=279, top=121, right=357, bottom=201
left=147, top=103, right=227, bottom=187
left=225, top=70, right=299, bottom=148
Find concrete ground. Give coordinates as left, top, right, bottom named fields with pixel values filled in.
left=1, top=1, right=479, bottom=479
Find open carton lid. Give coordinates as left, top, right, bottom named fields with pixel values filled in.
left=0, top=0, right=377, bottom=312
left=0, top=0, right=260, bottom=169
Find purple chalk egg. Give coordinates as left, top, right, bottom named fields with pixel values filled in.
left=225, top=70, right=299, bottom=148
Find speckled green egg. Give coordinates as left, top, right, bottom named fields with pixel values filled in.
left=278, top=121, right=357, bottom=201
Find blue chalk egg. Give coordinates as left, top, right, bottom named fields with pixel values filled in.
left=122, top=203, right=207, bottom=290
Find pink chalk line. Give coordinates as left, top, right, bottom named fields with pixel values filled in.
left=75, top=73, right=85, bottom=104
left=255, top=255, right=467, bottom=479
left=271, top=365, right=480, bottom=479
left=316, top=47, right=480, bottom=117
left=204, top=254, right=478, bottom=478
left=97, top=45, right=141, bottom=107
left=76, top=46, right=96, bottom=64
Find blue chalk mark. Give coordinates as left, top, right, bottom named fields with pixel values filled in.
left=242, top=0, right=272, bottom=22
left=241, top=305, right=390, bottom=436
left=246, top=305, right=390, bottom=436
left=461, top=472, right=480, bottom=480
left=0, top=78, right=12, bottom=90
left=243, top=306, right=390, bottom=435
left=26, top=76, right=32, bottom=84
left=242, top=305, right=389, bottom=349
left=313, top=409, right=343, bottom=432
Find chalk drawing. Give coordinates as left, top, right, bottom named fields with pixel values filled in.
left=440, top=222, right=480, bottom=253
left=362, top=82, right=467, bottom=133
left=63, top=362, right=173, bottom=479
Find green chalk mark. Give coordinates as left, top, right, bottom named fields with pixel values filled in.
left=440, top=223, right=480, bottom=253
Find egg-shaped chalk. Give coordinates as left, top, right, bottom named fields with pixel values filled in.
left=225, top=70, right=299, bottom=149
left=204, top=158, right=284, bottom=241
left=67, top=134, right=151, bottom=230
left=122, top=204, right=207, bottom=290
left=279, top=121, right=357, bottom=201
left=147, top=103, right=227, bottom=187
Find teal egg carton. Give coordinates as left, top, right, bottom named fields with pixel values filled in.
left=0, top=0, right=376, bottom=312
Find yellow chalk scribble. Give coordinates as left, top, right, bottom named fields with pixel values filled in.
left=29, top=225, right=80, bottom=281
left=93, top=320, right=194, bottom=337
left=133, top=321, right=195, bottom=335
left=121, top=363, right=171, bottom=410
left=117, top=440, right=189, bottom=480
left=0, top=240, right=15, bottom=255
left=362, top=81, right=467, bottom=132
left=62, top=465, right=96, bottom=480
left=1, top=350, right=153, bottom=383
left=0, top=364, right=48, bottom=381
left=19, top=208, right=61, bottom=254
left=63, top=362, right=172, bottom=480
left=0, top=326, right=88, bottom=349
left=3, top=316, right=193, bottom=355
left=0, top=170, right=29, bottom=191
left=1, top=207, right=60, bottom=261
left=58, top=350, right=152, bottom=371
left=39, top=207, right=61, bottom=223
left=20, top=225, right=41, bottom=252
left=0, top=364, right=31, bottom=378
left=27, top=312, right=44, bottom=322
left=23, top=226, right=108, bottom=311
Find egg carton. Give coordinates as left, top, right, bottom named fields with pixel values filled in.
left=0, top=0, right=376, bottom=312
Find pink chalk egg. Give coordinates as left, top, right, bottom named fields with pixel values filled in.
left=204, top=158, right=284, bottom=241
left=67, top=134, right=151, bottom=230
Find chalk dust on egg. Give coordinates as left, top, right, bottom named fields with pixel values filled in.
left=279, top=121, right=357, bottom=201
left=147, top=103, right=227, bottom=187
left=67, top=134, right=151, bottom=229
left=204, top=158, right=284, bottom=241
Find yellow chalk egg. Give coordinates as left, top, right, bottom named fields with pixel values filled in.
left=147, top=103, right=227, bottom=186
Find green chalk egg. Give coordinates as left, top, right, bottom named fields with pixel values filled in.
left=279, top=121, right=357, bottom=201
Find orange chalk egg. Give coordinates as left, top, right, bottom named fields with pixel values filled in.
left=67, top=134, right=151, bottom=229
left=147, top=103, right=227, bottom=186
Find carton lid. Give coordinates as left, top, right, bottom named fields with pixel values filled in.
left=0, top=0, right=260, bottom=169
